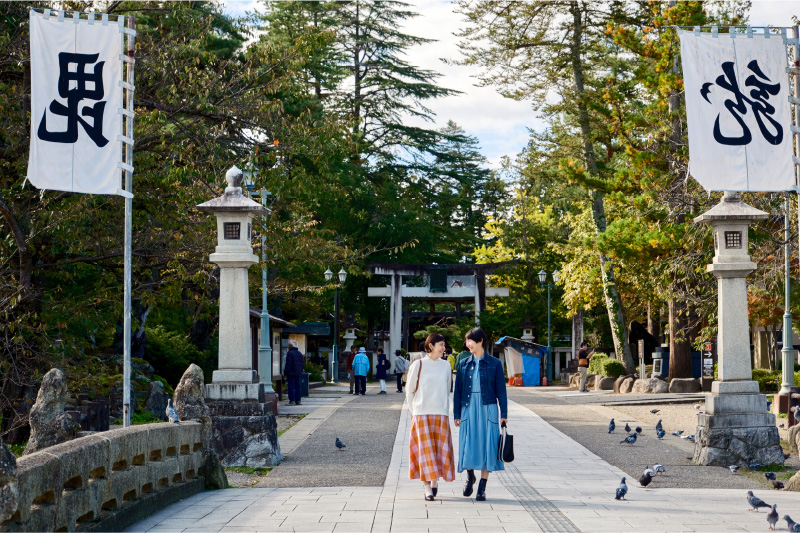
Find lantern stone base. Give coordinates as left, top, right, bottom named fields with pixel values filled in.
left=693, top=382, right=784, bottom=467
left=205, top=383, right=282, bottom=467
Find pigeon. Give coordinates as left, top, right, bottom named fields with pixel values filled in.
left=767, top=504, right=778, bottom=530
left=784, top=515, right=800, bottom=532
left=672, top=430, right=684, bottom=436
left=650, top=409, right=660, bottom=414
left=624, top=422, right=631, bottom=433
left=165, top=399, right=179, bottom=424
left=639, top=471, right=653, bottom=488
left=615, top=477, right=628, bottom=500
left=644, top=466, right=655, bottom=477
left=608, top=418, right=615, bottom=434
left=654, top=462, right=666, bottom=475
left=729, top=465, right=740, bottom=474
left=694, top=403, right=702, bottom=410
left=635, top=426, right=642, bottom=434
left=747, top=491, right=771, bottom=512
left=780, top=423, right=785, bottom=428
left=655, top=419, right=663, bottom=433
left=765, top=472, right=777, bottom=481
left=620, top=433, right=637, bottom=445
left=681, top=434, right=695, bottom=442
left=749, top=460, right=764, bottom=471
left=335, top=437, right=346, bottom=450
left=793, top=406, right=800, bottom=423
left=772, top=480, right=784, bottom=490
left=656, top=429, right=666, bottom=439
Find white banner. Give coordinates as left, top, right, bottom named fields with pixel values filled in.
left=680, top=31, right=794, bottom=192
left=27, top=10, right=124, bottom=195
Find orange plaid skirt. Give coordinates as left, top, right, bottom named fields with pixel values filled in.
left=408, top=414, right=455, bottom=481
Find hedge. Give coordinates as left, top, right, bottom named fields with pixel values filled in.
left=587, top=353, right=627, bottom=378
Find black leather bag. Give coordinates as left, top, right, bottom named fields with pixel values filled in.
left=497, top=421, right=514, bottom=463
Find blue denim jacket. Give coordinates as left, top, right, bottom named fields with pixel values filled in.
left=453, top=353, right=507, bottom=420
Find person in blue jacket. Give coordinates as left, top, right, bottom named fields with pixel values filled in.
left=453, top=327, right=508, bottom=502
left=283, top=340, right=305, bottom=405
left=352, top=347, right=370, bottom=395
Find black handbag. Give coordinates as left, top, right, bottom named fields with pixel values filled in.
left=497, top=421, right=514, bottom=463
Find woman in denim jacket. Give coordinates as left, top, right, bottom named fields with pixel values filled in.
left=453, top=327, right=508, bottom=501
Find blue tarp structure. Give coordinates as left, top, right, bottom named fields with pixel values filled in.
left=497, top=336, right=546, bottom=387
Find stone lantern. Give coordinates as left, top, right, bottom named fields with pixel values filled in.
left=693, top=191, right=783, bottom=466
left=343, top=314, right=359, bottom=352
left=520, top=316, right=535, bottom=342
left=195, top=166, right=282, bottom=467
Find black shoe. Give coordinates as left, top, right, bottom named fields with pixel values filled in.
left=396, top=390, right=403, bottom=393
left=476, top=478, right=487, bottom=501
left=432, top=486, right=438, bottom=497
left=463, top=469, right=476, bottom=497
left=349, top=391, right=354, bottom=394
left=296, top=401, right=301, bottom=405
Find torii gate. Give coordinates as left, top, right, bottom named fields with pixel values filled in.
left=367, top=262, right=513, bottom=358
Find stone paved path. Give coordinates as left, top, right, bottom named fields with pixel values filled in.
left=127, top=386, right=800, bottom=532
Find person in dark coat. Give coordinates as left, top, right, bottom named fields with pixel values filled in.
left=284, top=340, right=305, bottom=405
left=376, top=347, right=389, bottom=394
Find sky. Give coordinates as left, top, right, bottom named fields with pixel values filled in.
left=223, top=1, right=799, bottom=169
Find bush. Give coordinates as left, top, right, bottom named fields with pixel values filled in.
left=304, top=361, right=324, bottom=382
left=587, top=353, right=626, bottom=378
left=752, top=368, right=780, bottom=392
left=145, top=325, right=215, bottom=388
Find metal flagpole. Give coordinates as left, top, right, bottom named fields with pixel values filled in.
left=122, top=14, right=136, bottom=427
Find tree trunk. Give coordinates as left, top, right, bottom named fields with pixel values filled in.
left=647, top=301, right=660, bottom=341
left=0, top=194, right=32, bottom=293
left=568, top=1, right=634, bottom=373
left=668, top=292, right=692, bottom=378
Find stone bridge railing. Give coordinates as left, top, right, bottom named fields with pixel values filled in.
left=0, top=421, right=206, bottom=532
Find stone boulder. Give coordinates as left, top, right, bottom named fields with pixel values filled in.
left=619, top=376, right=637, bottom=394
left=585, top=374, right=598, bottom=390
left=174, top=364, right=211, bottom=426
left=632, top=377, right=669, bottom=394
left=0, top=436, right=17, bottom=521
left=24, top=368, right=79, bottom=455
left=614, top=374, right=634, bottom=393
left=568, top=373, right=580, bottom=389
left=595, top=376, right=616, bottom=391
left=202, top=449, right=228, bottom=490
left=789, top=424, right=800, bottom=455
left=669, top=378, right=702, bottom=394
left=212, top=415, right=283, bottom=468
left=144, top=381, right=169, bottom=421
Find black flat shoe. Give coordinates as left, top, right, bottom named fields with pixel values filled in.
left=463, top=469, right=476, bottom=497
left=432, top=486, right=438, bottom=497
left=476, top=478, right=487, bottom=501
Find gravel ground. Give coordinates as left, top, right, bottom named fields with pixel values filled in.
left=256, top=385, right=403, bottom=488
left=508, top=388, right=773, bottom=490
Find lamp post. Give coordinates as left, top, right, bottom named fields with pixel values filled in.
left=538, top=268, right=560, bottom=384
left=325, top=267, right=347, bottom=383
left=243, top=167, right=274, bottom=394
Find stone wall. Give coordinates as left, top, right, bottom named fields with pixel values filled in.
left=0, top=422, right=206, bottom=532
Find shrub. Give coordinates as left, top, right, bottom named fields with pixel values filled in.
left=587, top=353, right=626, bottom=378
left=145, top=325, right=215, bottom=388
left=752, top=368, right=780, bottom=392
left=304, top=361, right=324, bottom=382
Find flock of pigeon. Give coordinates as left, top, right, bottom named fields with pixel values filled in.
left=610, top=407, right=799, bottom=530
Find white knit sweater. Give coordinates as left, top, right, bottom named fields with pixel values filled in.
left=405, top=356, right=451, bottom=417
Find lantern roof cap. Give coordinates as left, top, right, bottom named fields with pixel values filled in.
left=196, top=165, right=270, bottom=213
left=693, top=191, right=767, bottom=225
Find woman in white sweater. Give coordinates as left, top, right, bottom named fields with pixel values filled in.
left=406, top=333, right=455, bottom=501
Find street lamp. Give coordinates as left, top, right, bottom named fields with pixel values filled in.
left=538, top=268, right=560, bottom=384
left=243, top=166, right=274, bottom=394
left=325, top=267, right=347, bottom=383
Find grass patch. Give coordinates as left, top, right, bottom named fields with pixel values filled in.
left=226, top=466, right=272, bottom=476
left=779, top=472, right=795, bottom=480
left=277, top=414, right=306, bottom=438
left=778, top=412, right=788, bottom=418
left=761, top=464, right=792, bottom=472
left=8, top=443, right=26, bottom=457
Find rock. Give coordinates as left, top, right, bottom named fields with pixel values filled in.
left=632, top=377, right=669, bottom=394
left=0, top=435, right=17, bottom=521
left=174, top=364, right=211, bottom=425
left=790, top=424, right=800, bottom=455
left=24, top=369, right=80, bottom=455
left=585, top=374, right=598, bottom=389
left=144, top=381, right=169, bottom=421
left=595, top=376, right=616, bottom=390
left=668, top=377, right=702, bottom=393
left=620, top=376, right=636, bottom=394
left=211, top=415, right=283, bottom=468
left=201, top=449, right=228, bottom=490
left=568, top=373, right=580, bottom=389
left=614, top=374, right=633, bottom=393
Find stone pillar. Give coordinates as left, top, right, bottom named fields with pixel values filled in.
left=693, top=192, right=783, bottom=466
left=389, top=273, right=402, bottom=355
left=195, top=166, right=282, bottom=467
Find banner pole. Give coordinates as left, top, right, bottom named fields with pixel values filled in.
left=123, top=14, right=135, bottom=428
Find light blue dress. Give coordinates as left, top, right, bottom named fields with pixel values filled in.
left=457, top=358, right=504, bottom=472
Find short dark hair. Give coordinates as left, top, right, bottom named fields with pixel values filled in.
left=376, top=347, right=383, bottom=353
left=424, top=333, right=446, bottom=353
left=465, top=327, right=488, bottom=348
left=580, top=340, right=589, bottom=348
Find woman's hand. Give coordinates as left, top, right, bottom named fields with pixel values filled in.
left=500, top=418, right=508, bottom=426
left=454, top=419, right=461, bottom=427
